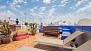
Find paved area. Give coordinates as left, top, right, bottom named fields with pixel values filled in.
left=0, top=33, right=71, bottom=51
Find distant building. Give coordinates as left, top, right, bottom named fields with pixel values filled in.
left=48, top=22, right=54, bottom=26
left=54, top=22, right=59, bottom=26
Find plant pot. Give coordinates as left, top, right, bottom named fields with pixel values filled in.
left=31, top=29, right=36, bottom=35
left=1, top=34, right=13, bottom=44
left=0, top=39, right=2, bottom=44
left=0, top=35, right=2, bottom=44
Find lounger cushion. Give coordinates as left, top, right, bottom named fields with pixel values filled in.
left=17, top=33, right=28, bottom=37
left=14, top=35, right=29, bottom=41
left=17, top=30, right=28, bottom=34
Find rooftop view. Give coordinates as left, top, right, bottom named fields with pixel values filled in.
left=0, top=0, right=91, bottom=51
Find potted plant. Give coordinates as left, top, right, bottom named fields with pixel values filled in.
left=25, top=22, right=28, bottom=26
left=24, top=22, right=28, bottom=30
left=31, top=23, right=37, bottom=35
left=0, top=20, right=2, bottom=44
left=0, top=20, right=12, bottom=44
left=0, top=36, right=2, bottom=44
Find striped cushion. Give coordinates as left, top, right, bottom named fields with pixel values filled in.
left=14, top=35, right=29, bottom=41
left=17, top=30, right=28, bottom=34
left=17, top=33, right=28, bottom=37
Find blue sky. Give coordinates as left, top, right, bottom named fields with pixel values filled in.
left=0, top=0, right=91, bottom=24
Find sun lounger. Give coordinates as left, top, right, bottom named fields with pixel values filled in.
left=33, top=31, right=84, bottom=49
left=15, top=46, right=47, bottom=51
left=43, top=27, right=60, bottom=36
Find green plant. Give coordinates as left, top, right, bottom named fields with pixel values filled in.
left=25, top=22, right=28, bottom=25
left=29, top=23, right=37, bottom=29
left=30, top=23, right=38, bottom=35
left=29, top=23, right=33, bottom=27
left=0, top=21, right=11, bottom=35
left=33, top=23, right=37, bottom=30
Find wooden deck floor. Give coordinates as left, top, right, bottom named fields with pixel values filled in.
left=0, top=33, right=71, bottom=51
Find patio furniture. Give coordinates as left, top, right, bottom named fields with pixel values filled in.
left=43, top=27, right=60, bottom=36
left=13, top=35, right=29, bottom=41
left=15, top=46, right=47, bottom=51
left=17, top=30, right=28, bottom=34
left=61, top=29, right=71, bottom=40
left=39, top=28, right=43, bottom=33
left=33, top=31, right=84, bottom=49
left=59, top=28, right=62, bottom=34
left=13, top=30, right=29, bottom=41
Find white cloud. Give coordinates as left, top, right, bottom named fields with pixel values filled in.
left=30, top=6, right=46, bottom=18
left=7, top=10, right=17, bottom=17
left=16, top=5, right=21, bottom=8
left=19, top=11, right=25, bottom=16
left=36, top=0, right=39, bottom=2
left=58, top=0, right=68, bottom=7
left=54, top=12, right=91, bottom=24
left=30, top=6, right=38, bottom=17
left=30, top=6, right=47, bottom=18
left=0, top=10, right=17, bottom=20
left=75, top=0, right=88, bottom=7
left=52, top=0, right=56, bottom=3
left=70, top=6, right=75, bottom=10
left=31, top=0, right=39, bottom=2
left=43, top=0, right=51, bottom=4
left=51, top=5, right=56, bottom=8
left=10, top=4, right=17, bottom=11
left=0, top=5, right=6, bottom=9
left=74, top=0, right=76, bottom=1
left=31, top=12, right=37, bottom=17
left=10, top=0, right=27, bottom=10
left=39, top=6, right=46, bottom=15
left=61, top=0, right=67, bottom=3
left=30, top=9, right=34, bottom=13
left=58, top=4, right=66, bottom=7
left=70, top=0, right=88, bottom=10
left=76, top=2, right=91, bottom=13
left=24, top=2, right=27, bottom=5
left=31, top=0, right=34, bottom=2
left=30, top=6, right=38, bottom=13
left=34, top=6, right=37, bottom=9
left=6, top=1, right=9, bottom=3
left=39, top=6, right=46, bottom=12
left=48, top=8, right=56, bottom=17
left=12, top=0, right=27, bottom=5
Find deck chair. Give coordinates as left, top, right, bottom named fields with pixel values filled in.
left=72, top=39, right=91, bottom=51
left=33, top=31, right=84, bottom=49
left=15, top=46, right=47, bottom=51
